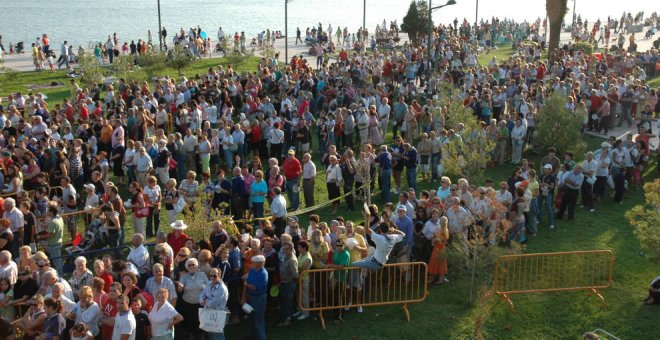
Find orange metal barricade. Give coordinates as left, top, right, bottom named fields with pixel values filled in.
left=494, top=250, right=615, bottom=311
left=298, top=262, right=429, bottom=330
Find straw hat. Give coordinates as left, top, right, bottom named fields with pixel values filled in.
left=170, top=220, right=188, bottom=230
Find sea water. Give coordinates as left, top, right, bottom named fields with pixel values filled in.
left=0, top=0, right=646, bottom=48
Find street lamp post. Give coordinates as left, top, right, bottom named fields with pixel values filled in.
left=572, top=0, right=577, bottom=27
left=427, top=0, right=457, bottom=76
left=285, top=0, right=293, bottom=63
left=157, top=0, right=163, bottom=51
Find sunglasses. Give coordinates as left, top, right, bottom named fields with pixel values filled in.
left=209, top=275, right=218, bottom=278
left=336, top=244, right=344, bottom=247
left=187, top=264, right=197, bottom=267
left=178, top=254, right=188, bottom=257
left=38, top=264, right=49, bottom=268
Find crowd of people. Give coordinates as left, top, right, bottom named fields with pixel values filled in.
left=0, top=10, right=658, bottom=339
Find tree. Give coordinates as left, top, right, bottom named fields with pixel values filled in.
left=111, top=54, right=135, bottom=81
left=137, top=50, right=168, bottom=80
left=625, top=179, right=660, bottom=262
left=546, top=0, right=568, bottom=63
left=167, top=45, right=194, bottom=76
left=401, top=0, right=432, bottom=46
left=439, top=86, right=495, bottom=184
left=77, top=52, right=106, bottom=89
left=536, top=92, right=586, bottom=156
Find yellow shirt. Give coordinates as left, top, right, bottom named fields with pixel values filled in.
left=528, top=179, right=540, bottom=197
left=341, top=233, right=366, bottom=264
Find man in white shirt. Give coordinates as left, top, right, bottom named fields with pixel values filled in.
left=511, top=118, right=527, bottom=164
left=135, top=147, right=153, bottom=187
left=301, top=153, right=316, bottom=208
left=3, top=198, right=23, bottom=257
left=112, top=295, right=136, bottom=340
left=351, top=218, right=405, bottom=270
left=270, top=186, right=287, bottom=237
left=183, top=128, right=198, bottom=172
left=0, top=251, right=17, bottom=285
left=377, top=98, right=391, bottom=136
left=581, top=152, right=598, bottom=212
left=127, top=233, right=150, bottom=278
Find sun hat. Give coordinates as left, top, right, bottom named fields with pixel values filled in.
left=601, top=142, right=611, bottom=149
left=543, top=164, right=553, bottom=170
left=251, top=255, right=266, bottom=263
left=170, top=220, right=188, bottom=230
left=83, top=183, right=95, bottom=191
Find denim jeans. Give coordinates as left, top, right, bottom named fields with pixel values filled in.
left=251, top=202, right=264, bottom=219
left=406, top=167, right=417, bottom=191
left=380, top=169, right=392, bottom=203
left=539, top=192, right=555, bottom=226
left=223, top=149, right=234, bottom=170
left=351, top=256, right=384, bottom=271
left=286, top=179, right=300, bottom=210
left=47, top=244, right=63, bottom=273
left=527, top=197, right=539, bottom=234
left=431, top=153, right=441, bottom=180
left=208, top=331, right=226, bottom=340
left=248, top=294, right=267, bottom=340
left=279, top=281, right=296, bottom=321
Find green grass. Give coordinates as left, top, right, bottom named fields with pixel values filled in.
left=0, top=54, right=261, bottom=103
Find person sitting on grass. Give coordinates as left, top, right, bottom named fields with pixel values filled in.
left=642, top=276, right=660, bottom=305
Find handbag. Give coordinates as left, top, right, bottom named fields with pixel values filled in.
left=586, top=176, right=596, bottom=185
left=174, top=196, right=186, bottom=213
left=168, top=158, right=178, bottom=170
left=198, top=308, right=228, bottom=333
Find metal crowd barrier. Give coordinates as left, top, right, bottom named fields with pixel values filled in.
left=298, top=262, right=429, bottom=330
left=49, top=246, right=131, bottom=274
left=494, top=250, right=615, bottom=311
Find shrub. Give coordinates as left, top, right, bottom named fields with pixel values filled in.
left=572, top=41, right=594, bottom=55
left=536, top=92, right=586, bottom=156
left=625, top=179, right=660, bottom=262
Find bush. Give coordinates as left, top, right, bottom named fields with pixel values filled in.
left=137, top=50, right=168, bottom=80
left=536, top=93, right=586, bottom=156
left=625, top=179, right=660, bottom=262
left=572, top=41, right=594, bottom=55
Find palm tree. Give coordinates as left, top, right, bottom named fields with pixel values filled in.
left=546, top=0, right=568, bottom=63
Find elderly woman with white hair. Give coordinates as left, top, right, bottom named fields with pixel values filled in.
left=176, top=257, right=208, bottom=338
left=69, top=256, right=94, bottom=301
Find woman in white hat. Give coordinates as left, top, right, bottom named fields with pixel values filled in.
left=167, top=220, right=189, bottom=256
left=245, top=254, right=268, bottom=340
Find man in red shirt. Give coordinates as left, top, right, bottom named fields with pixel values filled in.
left=282, top=149, right=302, bottom=211
left=588, top=90, right=602, bottom=131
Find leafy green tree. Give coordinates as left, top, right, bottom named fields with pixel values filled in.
left=440, top=86, right=495, bottom=184
left=77, top=53, right=106, bottom=89
left=625, top=179, right=660, bottom=262
left=111, top=54, right=135, bottom=81
left=536, top=92, right=586, bottom=156
left=167, top=45, right=194, bottom=76
left=137, top=50, right=168, bottom=80
left=401, top=0, right=432, bottom=45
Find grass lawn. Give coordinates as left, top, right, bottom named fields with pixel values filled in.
left=2, top=51, right=659, bottom=339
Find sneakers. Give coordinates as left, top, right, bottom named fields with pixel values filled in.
left=549, top=224, right=555, bottom=229
left=589, top=208, right=595, bottom=212
left=292, top=312, right=301, bottom=318
left=277, top=319, right=291, bottom=327
left=297, top=314, right=309, bottom=320
left=357, top=306, right=363, bottom=313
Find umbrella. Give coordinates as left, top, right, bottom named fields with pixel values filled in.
left=200, top=31, right=207, bottom=39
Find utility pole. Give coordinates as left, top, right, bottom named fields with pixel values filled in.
left=157, top=0, right=162, bottom=51
left=285, top=0, right=289, bottom=63
left=363, top=0, right=366, bottom=35
left=475, top=0, right=479, bottom=32
left=572, top=0, right=577, bottom=27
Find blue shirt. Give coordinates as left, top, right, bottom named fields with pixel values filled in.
left=231, top=176, right=246, bottom=197
left=199, top=281, right=229, bottom=310
left=375, top=152, right=392, bottom=170
left=396, top=215, right=414, bottom=247
left=226, top=249, right=242, bottom=282
left=562, top=170, right=584, bottom=190
left=404, top=147, right=418, bottom=168
left=249, top=180, right=268, bottom=203
left=246, top=267, right=268, bottom=296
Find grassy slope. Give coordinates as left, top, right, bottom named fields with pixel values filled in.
left=3, top=50, right=659, bottom=339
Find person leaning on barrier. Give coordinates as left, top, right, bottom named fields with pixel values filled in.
left=642, top=276, right=660, bottom=305
left=351, top=208, right=405, bottom=271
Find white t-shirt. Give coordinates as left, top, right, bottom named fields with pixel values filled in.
left=112, top=312, right=136, bottom=340
left=371, top=232, right=404, bottom=265
left=149, top=301, right=179, bottom=337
